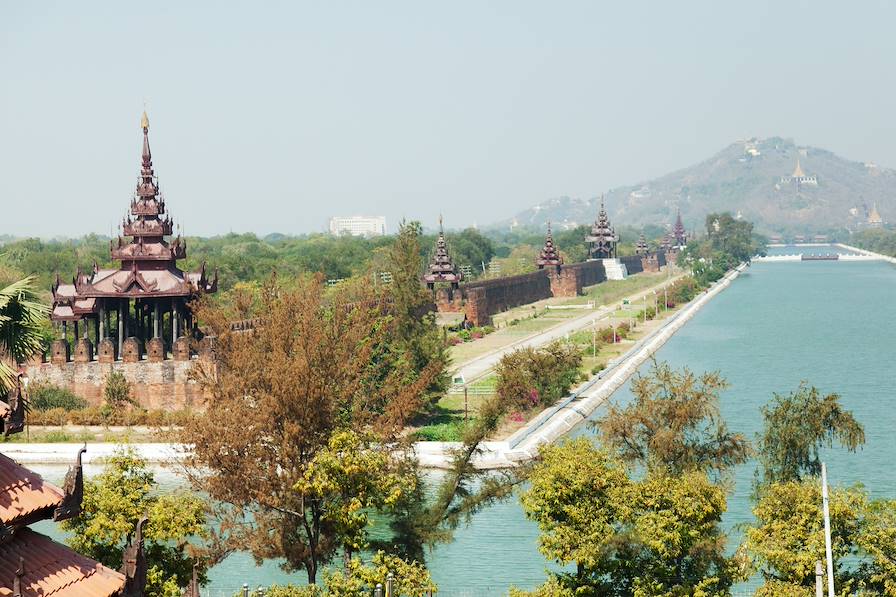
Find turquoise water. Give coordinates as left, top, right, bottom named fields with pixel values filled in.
left=28, top=253, right=896, bottom=595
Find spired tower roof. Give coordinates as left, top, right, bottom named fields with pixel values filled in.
left=422, top=217, right=462, bottom=285
left=635, top=233, right=649, bottom=256
left=51, top=113, right=217, bottom=322
left=792, top=158, right=806, bottom=178
left=584, top=196, right=618, bottom=259
left=673, top=209, right=687, bottom=246
left=535, top=222, right=563, bottom=268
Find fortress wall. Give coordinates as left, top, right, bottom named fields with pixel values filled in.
left=462, top=270, right=552, bottom=325
left=26, top=359, right=211, bottom=410
left=620, top=255, right=644, bottom=275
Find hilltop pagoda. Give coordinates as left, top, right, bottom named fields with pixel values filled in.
left=673, top=209, right=687, bottom=247
left=535, top=222, right=563, bottom=271
left=585, top=197, right=617, bottom=259
left=868, top=203, right=883, bottom=229
left=51, top=113, right=217, bottom=363
left=422, top=218, right=462, bottom=289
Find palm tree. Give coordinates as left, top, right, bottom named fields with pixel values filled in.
left=0, top=276, right=47, bottom=392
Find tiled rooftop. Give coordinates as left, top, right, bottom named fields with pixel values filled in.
left=0, top=454, right=64, bottom=526
left=0, top=528, right=124, bottom=596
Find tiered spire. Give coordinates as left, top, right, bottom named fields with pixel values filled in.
left=536, top=222, right=563, bottom=269
left=673, top=208, right=687, bottom=247
left=635, top=233, right=649, bottom=256
left=585, top=196, right=617, bottom=259
left=422, top=217, right=462, bottom=288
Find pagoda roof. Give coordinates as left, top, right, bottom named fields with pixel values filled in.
left=0, top=527, right=125, bottom=597
left=792, top=158, right=805, bottom=178
left=422, top=218, right=463, bottom=284
left=50, top=113, right=217, bottom=321
left=536, top=222, right=563, bottom=267
left=0, top=453, right=66, bottom=527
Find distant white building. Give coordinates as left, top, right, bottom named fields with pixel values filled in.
left=328, top=215, right=387, bottom=237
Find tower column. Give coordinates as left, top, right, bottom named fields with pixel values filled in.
left=153, top=302, right=160, bottom=338
left=99, top=301, right=106, bottom=340
left=118, top=301, right=124, bottom=358
left=172, top=300, right=179, bottom=344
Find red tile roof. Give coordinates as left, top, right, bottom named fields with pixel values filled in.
left=0, top=454, right=64, bottom=526
left=0, top=528, right=125, bottom=596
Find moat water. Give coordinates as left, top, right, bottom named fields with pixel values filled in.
left=30, top=248, right=896, bottom=596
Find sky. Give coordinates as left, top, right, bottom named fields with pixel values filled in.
left=3, top=1, right=896, bottom=237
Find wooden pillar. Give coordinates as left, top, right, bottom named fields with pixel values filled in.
left=172, top=300, right=179, bottom=344
left=153, top=302, right=160, bottom=338
left=74, top=320, right=79, bottom=341
left=118, top=301, right=124, bottom=358
left=99, top=301, right=106, bottom=340
left=94, top=315, right=100, bottom=347
left=62, top=321, right=68, bottom=343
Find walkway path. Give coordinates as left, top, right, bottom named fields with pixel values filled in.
left=450, top=270, right=684, bottom=386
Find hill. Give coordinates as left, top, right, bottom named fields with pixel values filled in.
left=503, top=137, right=896, bottom=236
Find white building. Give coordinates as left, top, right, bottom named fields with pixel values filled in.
left=779, top=158, right=818, bottom=186
left=328, top=215, right=387, bottom=237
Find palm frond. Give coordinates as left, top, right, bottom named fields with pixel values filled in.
left=0, top=276, right=49, bottom=392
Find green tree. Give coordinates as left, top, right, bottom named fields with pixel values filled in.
left=0, top=276, right=47, bottom=391
left=62, top=449, right=208, bottom=597
left=324, top=551, right=437, bottom=596
left=380, top=220, right=449, bottom=404
left=594, top=361, right=750, bottom=478
left=743, top=480, right=866, bottom=595
left=520, top=438, right=744, bottom=596
left=756, top=383, right=864, bottom=487
left=293, top=430, right=418, bottom=567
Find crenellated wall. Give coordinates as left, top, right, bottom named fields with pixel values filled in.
left=441, top=254, right=665, bottom=326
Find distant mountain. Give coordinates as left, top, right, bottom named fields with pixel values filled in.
left=502, top=137, right=896, bottom=235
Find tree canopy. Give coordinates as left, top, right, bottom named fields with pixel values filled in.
left=594, top=361, right=751, bottom=478
left=519, top=438, right=745, bottom=596
left=755, top=383, right=865, bottom=488
left=61, top=449, right=208, bottom=597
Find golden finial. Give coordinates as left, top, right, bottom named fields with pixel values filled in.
left=141, top=111, right=149, bottom=130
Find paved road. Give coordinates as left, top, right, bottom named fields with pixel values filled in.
left=450, top=272, right=683, bottom=386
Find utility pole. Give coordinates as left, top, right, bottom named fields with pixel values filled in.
left=815, top=560, right=824, bottom=597
left=591, top=319, right=596, bottom=356
left=822, top=462, right=835, bottom=597
left=464, top=385, right=468, bottom=421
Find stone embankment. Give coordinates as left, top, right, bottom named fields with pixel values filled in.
left=418, top=263, right=747, bottom=469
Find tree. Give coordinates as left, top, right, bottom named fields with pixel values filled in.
left=324, top=551, right=437, bottom=596
left=0, top=276, right=46, bottom=392
left=495, top=341, right=582, bottom=411
left=756, top=383, right=865, bottom=487
left=183, top=275, right=438, bottom=584
left=520, top=438, right=744, bottom=596
left=293, top=430, right=418, bottom=567
left=742, top=480, right=883, bottom=595
left=678, top=213, right=766, bottom=286
left=62, top=449, right=208, bottom=597
left=594, top=361, right=750, bottom=478
left=379, top=220, right=449, bottom=404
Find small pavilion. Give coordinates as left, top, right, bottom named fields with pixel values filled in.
left=585, top=197, right=618, bottom=259
left=51, top=113, right=217, bottom=363
left=535, top=222, right=563, bottom=271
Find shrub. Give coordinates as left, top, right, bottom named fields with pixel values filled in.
left=28, top=383, right=87, bottom=411
left=104, top=371, right=136, bottom=407
left=496, top=340, right=583, bottom=411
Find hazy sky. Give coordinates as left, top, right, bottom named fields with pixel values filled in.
left=4, top=1, right=896, bottom=237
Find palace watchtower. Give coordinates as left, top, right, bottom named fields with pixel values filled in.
left=50, top=113, right=217, bottom=364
